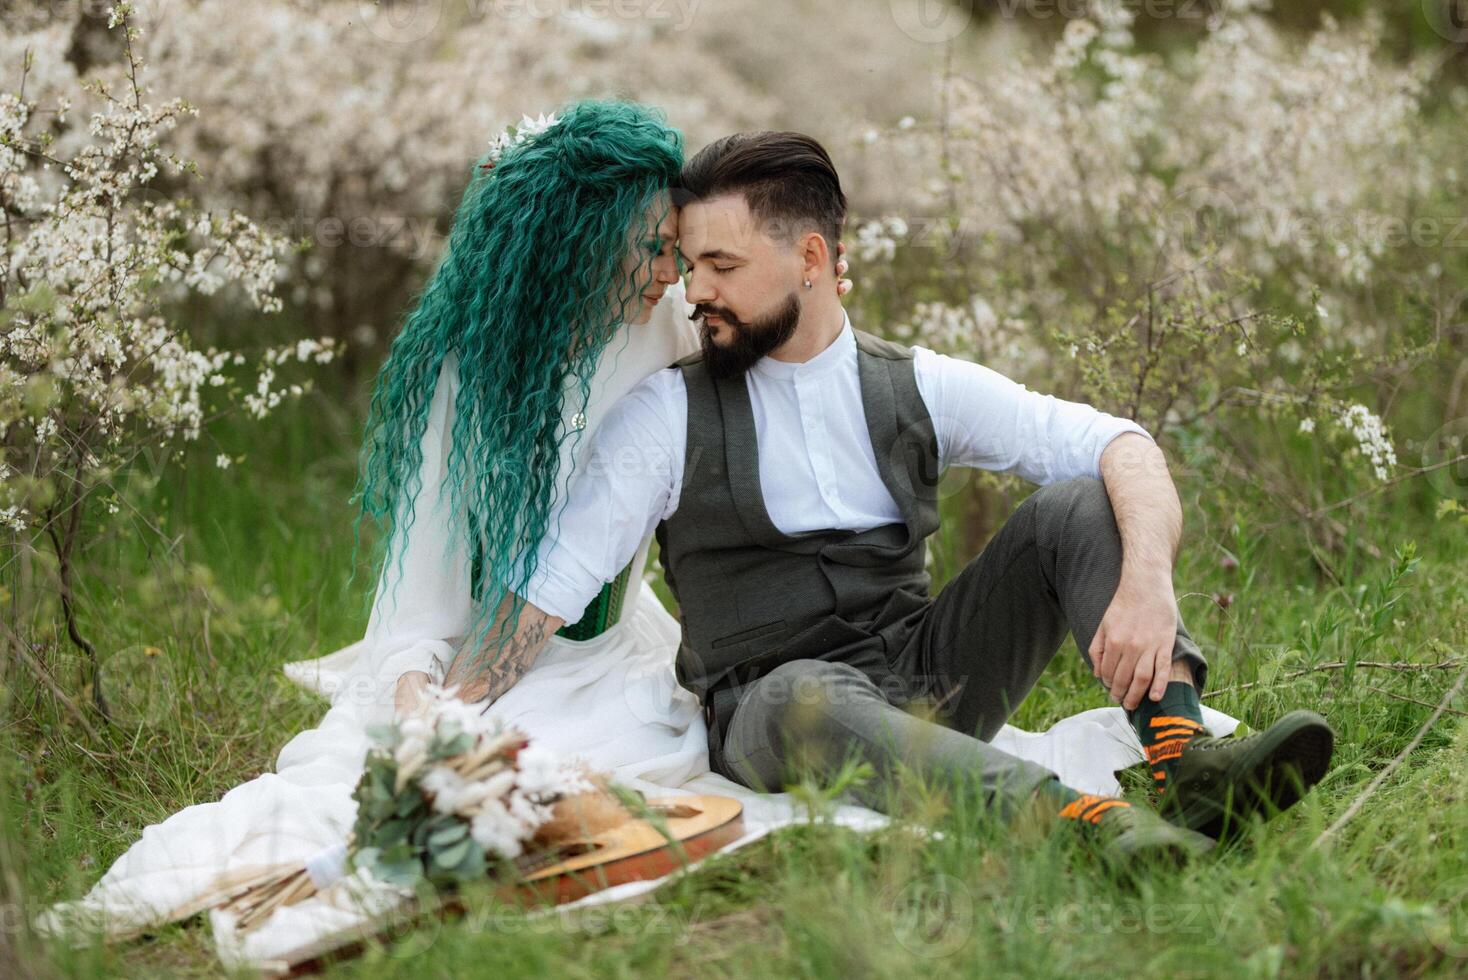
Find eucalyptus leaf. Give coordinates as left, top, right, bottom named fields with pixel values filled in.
left=350, top=846, right=380, bottom=873
left=395, top=787, right=425, bottom=818
left=433, top=837, right=472, bottom=869
left=373, top=857, right=425, bottom=889
left=381, top=839, right=416, bottom=864
left=432, top=730, right=474, bottom=759
left=429, top=822, right=469, bottom=847
left=430, top=720, right=464, bottom=754
left=446, top=838, right=486, bottom=882
left=376, top=818, right=414, bottom=844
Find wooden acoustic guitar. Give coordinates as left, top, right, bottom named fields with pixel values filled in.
left=277, top=795, right=744, bottom=975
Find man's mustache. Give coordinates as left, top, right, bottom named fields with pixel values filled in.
left=690, top=304, right=745, bottom=330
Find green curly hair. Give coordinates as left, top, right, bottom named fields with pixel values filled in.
left=349, top=99, right=684, bottom=674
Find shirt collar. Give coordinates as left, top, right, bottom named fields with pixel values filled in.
left=751, top=310, right=855, bottom=382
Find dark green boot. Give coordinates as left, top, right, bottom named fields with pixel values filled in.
left=1057, top=793, right=1216, bottom=864
left=1160, top=709, right=1334, bottom=841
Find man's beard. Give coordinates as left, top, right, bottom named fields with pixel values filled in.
left=692, top=291, right=801, bottom=381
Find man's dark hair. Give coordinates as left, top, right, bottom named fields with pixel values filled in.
left=676, top=131, right=847, bottom=261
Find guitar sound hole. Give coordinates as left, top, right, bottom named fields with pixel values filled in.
left=518, top=839, right=605, bottom=874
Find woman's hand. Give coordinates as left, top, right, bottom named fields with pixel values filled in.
left=394, top=669, right=434, bottom=720
left=836, top=241, right=854, bottom=296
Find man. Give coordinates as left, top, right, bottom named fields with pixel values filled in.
left=421, top=131, right=1334, bottom=861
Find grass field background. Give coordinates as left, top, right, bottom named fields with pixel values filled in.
left=4, top=351, right=1467, bottom=978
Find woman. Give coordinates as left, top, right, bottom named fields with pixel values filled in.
left=35, top=100, right=753, bottom=954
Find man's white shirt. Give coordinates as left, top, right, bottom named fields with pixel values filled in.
left=524, top=311, right=1154, bottom=624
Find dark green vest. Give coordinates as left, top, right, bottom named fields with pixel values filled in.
left=653, top=329, right=942, bottom=764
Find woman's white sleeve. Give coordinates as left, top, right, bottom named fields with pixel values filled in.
left=359, top=358, right=472, bottom=688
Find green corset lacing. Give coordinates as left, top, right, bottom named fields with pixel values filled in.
left=554, top=558, right=635, bottom=640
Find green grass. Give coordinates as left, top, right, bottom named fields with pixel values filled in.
left=4, top=370, right=1468, bottom=979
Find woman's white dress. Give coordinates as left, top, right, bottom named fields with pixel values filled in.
left=34, top=279, right=1237, bottom=971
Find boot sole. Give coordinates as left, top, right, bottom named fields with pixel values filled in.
left=1117, top=830, right=1216, bottom=865
left=1169, top=709, right=1334, bottom=841
left=1089, top=822, right=1216, bottom=870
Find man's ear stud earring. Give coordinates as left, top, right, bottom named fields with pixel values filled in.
left=804, top=279, right=813, bottom=289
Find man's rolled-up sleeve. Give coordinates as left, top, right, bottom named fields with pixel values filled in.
left=913, top=346, right=1154, bottom=486
left=518, top=374, right=680, bottom=623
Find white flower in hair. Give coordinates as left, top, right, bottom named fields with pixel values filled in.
left=480, top=112, right=560, bottom=172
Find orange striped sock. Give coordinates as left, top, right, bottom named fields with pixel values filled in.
left=1055, top=793, right=1132, bottom=825
left=1129, top=681, right=1206, bottom=795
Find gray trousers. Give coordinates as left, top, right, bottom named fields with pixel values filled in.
left=712, top=476, right=1210, bottom=816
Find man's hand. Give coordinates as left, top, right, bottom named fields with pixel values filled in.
left=1095, top=432, right=1186, bottom=711
left=1089, top=569, right=1180, bottom=711
left=394, top=669, right=434, bottom=720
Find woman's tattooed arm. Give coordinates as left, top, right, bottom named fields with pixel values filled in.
left=441, top=591, right=565, bottom=706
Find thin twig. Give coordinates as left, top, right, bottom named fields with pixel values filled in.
left=1213, top=428, right=1382, bottom=562
left=1364, top=684, right=1468, bottom=719
left=1257, top=451, right=1468, bottom=533
left=1311, top=660, right=1468, bottom=850
left=3, top=628, right=103, bottom=741
left=43, top=471, right=111, bottom=722
left=1202, top=659, right=1463, bottom=700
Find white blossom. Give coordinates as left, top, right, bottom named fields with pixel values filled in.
left=421, top=767, right=473, bottom=815
left=852, top=216, right=909, bottom=263
left=1053, top=19, right=1099, bottom=71
left=2, top=6, right=336, bottom=539
left=856, top=7, right=1424, bottom=379
left=1336, top=402, right=1397, bottom=481
left=469, top=800, right=529, bottom=860
left=514, top=743, right=594, bottom=799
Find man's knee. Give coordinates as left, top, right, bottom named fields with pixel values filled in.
left=739, top=659, right=877, bottom=740
left=757, top=658, right=874, bottom=711
left=1031, top=476, right=1118, bottom=537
